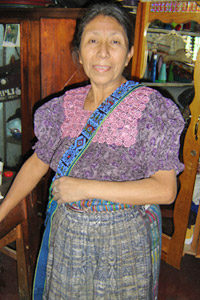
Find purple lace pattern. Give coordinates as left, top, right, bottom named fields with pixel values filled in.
left=33, top=84, right=184, bottom=180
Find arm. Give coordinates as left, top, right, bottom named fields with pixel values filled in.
left=0, top=152, right=49, bottom=222
left=52, top=169, right=177, bottom=206
left=52, top=90, right=183, bottom=206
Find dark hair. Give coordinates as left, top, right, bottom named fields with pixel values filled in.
left=71, top=1, right=135, bottom=64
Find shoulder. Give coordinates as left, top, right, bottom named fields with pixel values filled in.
left=62, top=85, right=90, bottom=111
left=34, top=85, right=90, bottom=120
left=63, top=84, right=90, bottom=98
left=144, top=87, right=184, bottom=126
left=34, top=94, right=65, bottom=122
left=127, top=83, right=184, bottom=125
left=137, top=86, right=185, bottom=139
left=127, top=83, right=178, bottom=111
left=126, top=84, right=154, bottom=108
left=116, top=84, right=156, bottom=121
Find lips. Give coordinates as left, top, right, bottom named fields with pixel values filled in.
left=94, top=65, right=111, bottom=72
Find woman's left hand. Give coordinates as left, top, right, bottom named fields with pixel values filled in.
left=51, top=169, right=177, bottom=206
left=52, top=176, right=87, bottom=205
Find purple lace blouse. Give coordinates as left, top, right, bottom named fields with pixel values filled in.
left=33, top=84, right=184, bottom=182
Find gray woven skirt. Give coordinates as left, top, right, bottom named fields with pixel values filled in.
left=43, top=204, right=161, bottom=300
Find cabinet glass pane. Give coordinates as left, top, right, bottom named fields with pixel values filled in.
left=142, top=19, right=200, bottom=237
left=142, top=20, right=200, bottom=113
left=144, top=20, right=200, bottom=85
left=0, top=24, right=21, bottom=170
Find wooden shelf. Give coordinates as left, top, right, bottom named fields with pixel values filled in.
left=142, top=82, right=194, bottom=87
left=148, top=27, right=200, bottom=37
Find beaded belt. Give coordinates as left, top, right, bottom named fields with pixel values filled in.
left=66, top=200, right=134, bottom=213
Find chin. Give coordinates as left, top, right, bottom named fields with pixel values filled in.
left=91, top=75, right=122, bottom=86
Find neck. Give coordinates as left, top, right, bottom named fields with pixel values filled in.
left=84, top=77, right=127, bottom=111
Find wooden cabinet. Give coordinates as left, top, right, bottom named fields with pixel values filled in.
left=131, top=1, right=200, bottom=269
left=0, top=4, right=199, bottom=298
left=0, top=8, right=87, bottom=299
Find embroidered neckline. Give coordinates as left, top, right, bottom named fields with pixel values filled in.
left=61, top=84, right=153, bottom=147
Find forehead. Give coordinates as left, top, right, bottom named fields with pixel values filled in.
left=83, top=15, right=126, bottom=36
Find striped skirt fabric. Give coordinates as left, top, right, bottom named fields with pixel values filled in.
left=43, top=204, right=161, bottom=300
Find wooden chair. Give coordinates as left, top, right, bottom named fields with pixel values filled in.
left=0, top=179, right=46, bottom=299
left=0, top=199, right=30, bottom=299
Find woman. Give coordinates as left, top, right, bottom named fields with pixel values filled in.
left=0, top=1, right=184, bottom=299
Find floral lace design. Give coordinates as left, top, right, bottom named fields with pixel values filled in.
left=61, top=86, right=153, bottom=148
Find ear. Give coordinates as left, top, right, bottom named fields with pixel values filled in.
left=125, top=46, right=134, bottom=67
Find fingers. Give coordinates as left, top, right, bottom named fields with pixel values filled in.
left=52, top=183, right=60, bottom=202
left=53, top=186, right=58, bottom=193
left=51, top=176, right=84, bottom=204
left=52, top=178, right=68, bottom=204
left=52, top=183, right=58, bottom=195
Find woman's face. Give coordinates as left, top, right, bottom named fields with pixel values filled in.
left=79, top=15, right=133, bottom=89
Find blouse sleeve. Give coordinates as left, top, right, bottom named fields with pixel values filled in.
left=32, top=95, right=65, bottom=165
left=138, top=89, right=185, bottom=177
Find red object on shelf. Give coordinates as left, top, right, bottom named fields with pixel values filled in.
left=4, top=171, right=13, bottom=177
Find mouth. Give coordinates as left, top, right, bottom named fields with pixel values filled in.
left=93, top=65, right=111, bottom=72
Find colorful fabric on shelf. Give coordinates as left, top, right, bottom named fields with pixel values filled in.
left=150, top=2, right=200, bottom=13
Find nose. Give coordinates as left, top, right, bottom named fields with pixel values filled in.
left=97, top=41, right=109, bottom=58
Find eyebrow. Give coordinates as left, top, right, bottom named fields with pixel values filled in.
left=85, top=31, right=124, bottom=36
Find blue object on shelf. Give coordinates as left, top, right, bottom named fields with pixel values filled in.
left=151, top=53, right=157, bottom=83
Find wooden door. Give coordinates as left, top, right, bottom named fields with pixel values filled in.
left=40, top=18, right=87, bottom=99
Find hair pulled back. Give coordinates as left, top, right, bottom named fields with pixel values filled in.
left=71, top=1, right=135, bottom=64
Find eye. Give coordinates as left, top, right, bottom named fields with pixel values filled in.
left=89, top=39, right=97, bottom=44
left=111, top=40, right=120, bottom=45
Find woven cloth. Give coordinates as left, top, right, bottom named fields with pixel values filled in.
left=43, top=204, right=161, bottom=300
